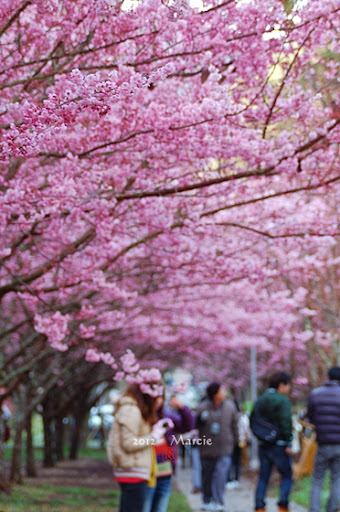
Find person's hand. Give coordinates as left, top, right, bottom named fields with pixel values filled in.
left=158, top=418, right=174, bottom=430
left=285, top=447, right=293, bottom=456
left=169, top=396, right=183, bottom=410
left=238, top=440, right=246, bottom=448
left=151, top=425, right=166, bottom=443
left=151, top=418, right=174, bottom=443
left=151, top=422, right=166, bottom=443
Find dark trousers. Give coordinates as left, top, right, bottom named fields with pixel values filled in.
left=201, top=457, right=217, bottom=504
left=309, top=444, right=340, bottom=512
left=228, top=443, right=241, bottom=481
left=119, top=481, right=147, bottom=512
left=201, top=456, right=231, bottom=505
left=255, top=444, right=293, bottom=509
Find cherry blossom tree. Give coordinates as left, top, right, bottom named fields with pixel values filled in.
left=0, top=0, right=339, bottom=487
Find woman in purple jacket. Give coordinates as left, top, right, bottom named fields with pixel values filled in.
left=142, top=394, right=194, bottom=512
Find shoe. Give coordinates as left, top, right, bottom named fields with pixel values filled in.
left=226, top=480, right=240, bottom=489
left=191, top=486, right=201, bottom=494
left=215, top=504, right=226, bottom=511
left=200, top=504, right=215, bottom=511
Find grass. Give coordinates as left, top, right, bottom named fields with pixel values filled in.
left=0, top=485, right=120, bottom=512
left=4, top=443, right=108, bottom=462
left=168, top=491, right=192, bottom=511
left=0, top=484, right=191, bottom=512
left=1, top=443, right=191, bottom=511
left=78, top=445, right=108, bottom=460
left=290, top=474, right=330, bottom=509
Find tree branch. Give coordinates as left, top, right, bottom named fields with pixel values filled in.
left=0, top=1, right=31, bottom=39
left=201, top=175, right=340, bottom=217
left=262, top=29, right=314, bottom=139
left=0, top=228, right=95, bottom=300
left=212, top=222, right=340, bottom=239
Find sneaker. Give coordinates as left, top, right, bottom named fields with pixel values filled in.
left=226, top=481, right=236, bottom=489
left=232, top=480, right=240, bottom=488
left=201, top=504, right=215, bottom=511
left=215, top=504, right=226, bottom=511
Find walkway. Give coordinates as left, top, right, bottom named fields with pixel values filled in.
left=175, top=466, right=308, bottom=512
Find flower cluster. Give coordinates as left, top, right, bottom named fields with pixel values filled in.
left=86, top=348, right=163, bottom=397
left=34, top=312, right=70, bottom=352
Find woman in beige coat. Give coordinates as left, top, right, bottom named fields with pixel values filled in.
left=107, top=384, right=166, bottom=512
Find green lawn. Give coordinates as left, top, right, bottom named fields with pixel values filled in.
left=0, top=485, right=119, bottom=512
left=0, top=484, right=191, bottom=512
left=290, top=474, right=330, bottom=509
left=1, top=444, right=191, bottom=511
left=3, top=443, right=108, bottom=461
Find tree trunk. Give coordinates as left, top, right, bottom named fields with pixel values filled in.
left=69, top=412, right=83, bottom=460
left=55, top=415, right=64, bottom=461
left=26, top=412, right=37, bottom=477
left=42, top=412, right=54, bottom=468
left=10, top=423, right=24, bottom=484
left=0, top=412, right=10, bottom=493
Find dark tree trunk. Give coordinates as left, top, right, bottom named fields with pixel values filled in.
left=26, top=412, right=37, bottom=477
left=69, top=412, right=84, bottom=460
left=10, top=424, right=24, bottom=484
left=42, top=411, right=54, bottom=468
left=69, top=391, right=91, bottom=460
left=0, top=412, right=11, bottom=494
left=55, top=416, right=64, bottom=461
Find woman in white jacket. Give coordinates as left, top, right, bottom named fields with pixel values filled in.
left=107, top=384, right=166, bottom=512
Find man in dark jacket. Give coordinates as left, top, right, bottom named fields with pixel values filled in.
left=196, top=382, right=238, bottom=512
left=253, top=371, right=293, bottom=512
left=307, top=366, right=340, bottom=512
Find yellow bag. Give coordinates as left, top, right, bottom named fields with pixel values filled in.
left=293, top=432, right=317, bottom=480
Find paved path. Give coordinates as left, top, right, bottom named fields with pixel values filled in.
left=175, top=466, right=308, bottom=512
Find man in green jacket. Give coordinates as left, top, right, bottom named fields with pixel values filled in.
left=253, top=371, right=293, bottom=512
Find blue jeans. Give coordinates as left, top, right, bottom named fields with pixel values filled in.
left=191, top=446, right=202, bottom=489
left=255, top=444, right=293, bottom=509
left=142, top=476, right=172, bottom=512
left=309, top=444, right=340, bottom=512
left=119, top=481, right=147, bottom=512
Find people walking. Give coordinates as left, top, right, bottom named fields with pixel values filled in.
left=142, top=393, right=194, bottom=512
left=196, top=382, right=238, bottom=511
left=107, top=383, right=167, bottom=512
left=307, top=366, right=340, bottom=512
left=251, top=371, right=293, bottom=512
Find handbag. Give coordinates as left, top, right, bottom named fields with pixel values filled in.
left=250, top=408, right=280, bottom=443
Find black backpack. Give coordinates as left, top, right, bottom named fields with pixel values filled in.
left=250, top=404, right=280, bottom=444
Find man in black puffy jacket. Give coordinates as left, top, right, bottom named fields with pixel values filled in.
left=307, top=366, right=340, bottom=512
